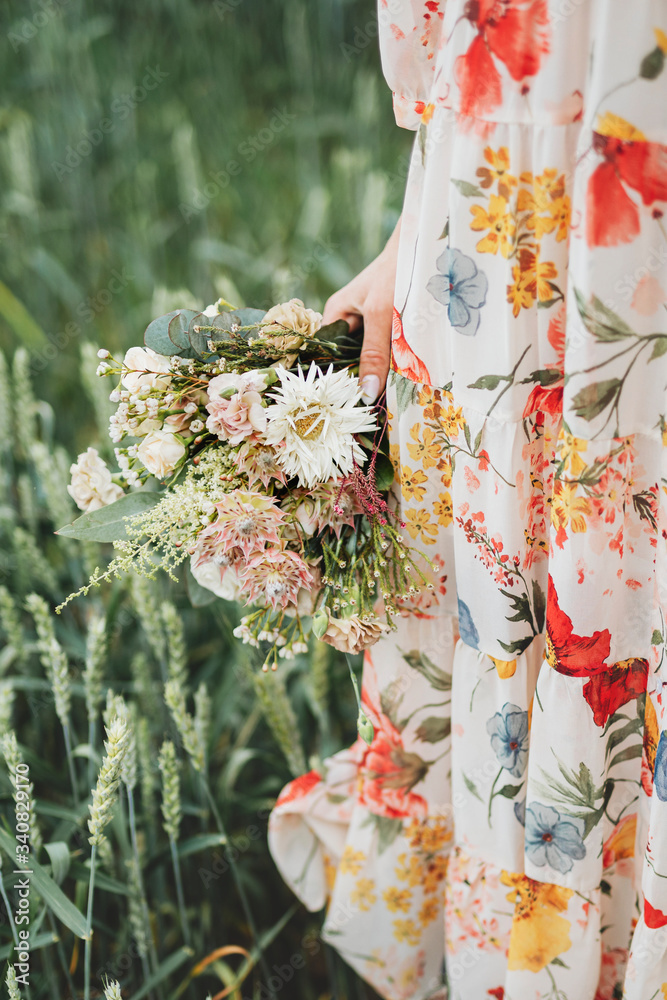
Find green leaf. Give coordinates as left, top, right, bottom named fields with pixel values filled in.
left=185, top=560, right=218, bottom=608
left=498, top=783, right=523, bottom=799
left=574, top=290, right=634, bottom=342
left=439, top=219, right=449, bottom=240
left=605, top=718, right=642, bottom=760
left=652, top=629, right=664, bottom=646
left=56, top=491, right=162, bottom=542
left=144, top=310, right=182, bottom=356
left=462, top=772, right=483, bottom=803
left=44, top=841, right=70, bottom=885
left=532, top=580, right=546, bottom=634
left=415, top=716, right=451, bottom=743
left=467, top=373, right=506, bottom=391
left=571, top=378, right=622, bottom=421
left=550, top=957, right=570, bottom=969
left=374, top=452, right=396, bottom=492
left=640, top=46, right=665, bottom=79
left=0, top=280, right=47, bottom=348
left=498, top=636, right=534, bottom=655
left=69, top=861, right=129, bottom=895
left=168, top=309, right=199, bottom=352
left=451, top=178, right=485, bottom=198
left=132, top=947, right=194, bottom=1000
left=0, top=826, right=89, bottom=939
left=608, top=744, right=643, bottom=770
left=394, top=372, right=418, bottom=419
left=650, top=336, right=667, bottom=360
left=399, top=648, right=452, bottom=691
left=521, top=368, right=563, bottom=387
left=175, top=832, right=228, bottom=859
left=373, top=815, right=404, bottom=854
left=317, top=319, right=352, bottom=344
left=0, top=931, right=59, bottom=962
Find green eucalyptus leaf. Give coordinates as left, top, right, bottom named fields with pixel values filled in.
left=56, top=491, right=163, bottom=542
left=144, top=310, right=181, bottom=357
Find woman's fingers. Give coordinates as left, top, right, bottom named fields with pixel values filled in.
left=322, top=287, right=364, bottom=329
left=358, top=293, right=392, bottom=403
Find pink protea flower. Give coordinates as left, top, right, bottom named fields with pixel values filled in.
left=240, top=549, right=314, bottom=609
left=206, top=491, right=286, bottom=558
left=236, top=440, right=287, bottom=489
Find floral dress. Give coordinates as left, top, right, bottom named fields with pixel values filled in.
left=268, top=2, right=667, bottom=997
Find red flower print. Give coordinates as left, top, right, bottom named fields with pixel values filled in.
left=488, top=990, right=505, bottom=999
left=455, top=0, right=550, bottom=118
left=582, top=658, right=648, bottom=728
left=644, top=898, right=667, bottom=929
left=391, top=308, right=432, bottom=384
left=545, top=575, right=611, bottom=677
left=522, top=304, right=565, bottom=417
left=357, top=710, right=429, bottom=820
left=586, top=134, right=667, bottom=247
left=275, top=770, right=322, bottom=808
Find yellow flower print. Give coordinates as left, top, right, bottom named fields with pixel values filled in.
left=476, top=146, right=517, bottom=198
left=406, top=817, right=453, bottom=854
left=661, top=984, right=667, bottom=1000
left=392, top=918, right=421, bottom=946
left=551, top=480, right=591, bottom=537
left=434, top=492, right=453, bottom=527
left=440, top=458, right=452, bottom=490
left=551, top=195, right=571, bottom=242
left=422, top=854, right=449, bottom=894
left=440, top=403, right=466, bottom=437
left=596, top=111, right=646, bottom=141
left=395, top=852, right=424, bottom=887
left=470, top=194, right=516, bottom=257
left=491, top=656, right=517, bottom=679
left=350, top=878, right=377, bottom=912
left=407, top=424, right=443, bottom=469
left=507, top=265, right=535, bottom=317
left=656, top=27, right=667, bottom=53
left=389, top=443, right=401, bottom=474
left=557, top=431, right=588, bottom=477
left=404, top=509, right=439, bottom=545
left=339, top=846, right=366, bottom=876
left=501, top=871, right=573, bottom=973
left=419, top=897, right=440, bottom=927
left=401, top=466, right=429, bottom=503
left=323, top=852, right=337, bottom=892
left=521, top=246, right=558, bottom=303
left=382, top=886, right=413, bottom=913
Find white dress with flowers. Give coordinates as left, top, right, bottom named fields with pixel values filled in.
left=269, top=2, right=667, bottom=998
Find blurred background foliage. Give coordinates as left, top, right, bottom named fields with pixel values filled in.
left=0, top=1, right=411, bottom=998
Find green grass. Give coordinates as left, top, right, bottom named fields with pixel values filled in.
left=0, top=1, right=411, bottom=996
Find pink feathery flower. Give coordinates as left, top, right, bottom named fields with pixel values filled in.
left=205, top=490, right=286, bottom=558
left=240, top=549, right=314, bottom=609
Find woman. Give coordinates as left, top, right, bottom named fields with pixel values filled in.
left=269, top=2, right=667, bottom=997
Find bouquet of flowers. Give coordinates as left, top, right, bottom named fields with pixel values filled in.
left=59, top=297, right=432, bottom=682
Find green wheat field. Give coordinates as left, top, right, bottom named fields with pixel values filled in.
left=0, top=1, right=411, bottom=997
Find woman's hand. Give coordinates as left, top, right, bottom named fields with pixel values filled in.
left=322, top=216, right=401, bottom=403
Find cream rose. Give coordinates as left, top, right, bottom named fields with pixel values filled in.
left=260, top=298, right=323, bottom=352
left=67, top=447, right=124, bottom=512
left=190, top=557, right=244, bottom=602
left=322, top=613, right=391, bottom=655
left=137, top=429, right=186, bottom=479
left=121, top=346, right=172, bottom=394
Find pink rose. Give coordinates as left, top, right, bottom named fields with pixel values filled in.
left=205, top=373, right=267, bottom=444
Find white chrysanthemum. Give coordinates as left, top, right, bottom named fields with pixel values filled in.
left=264, top=364, right=378, bottom=488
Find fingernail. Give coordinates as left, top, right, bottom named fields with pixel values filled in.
left=360, top=374, right=380, bottom=403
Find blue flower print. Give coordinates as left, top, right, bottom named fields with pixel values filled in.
left=514, top=797, right=526, bottom=826
left=486, top=703, right=529, bottom=779
left=426, top=247, right=489, bottom=336
left=655, top=731, right=667, bottom=801
left=457, top=597, right=479, bottom=649
left=525, top=802, right=586, bottom=874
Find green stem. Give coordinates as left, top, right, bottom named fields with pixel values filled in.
left=487, top=767, right=503, bottom=827
left=62, top=722, right=78, bottom=808
left=169, top=834, right=191, bottom=948
left=0, top=876, right=18, bottom=946
left=126, top=785, right=160, bottom=994
left=200, top=777, right=276, bottom=999
left=84, top=843, right=96, bottom=1000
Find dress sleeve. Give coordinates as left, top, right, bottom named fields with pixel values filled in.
left=377, top=0, right=446, bottom=131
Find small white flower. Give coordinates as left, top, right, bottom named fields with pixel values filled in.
left=184, top=402, right=197, bottom=414
left=189, top=419, right=204, bottom=433
left=96, top=362, right=109, bottom=375
left=109, top=390, right=120, bottom=403
left=97, top=348, right=110, bottom=359
left=264, top=364, right=378, bottom=488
